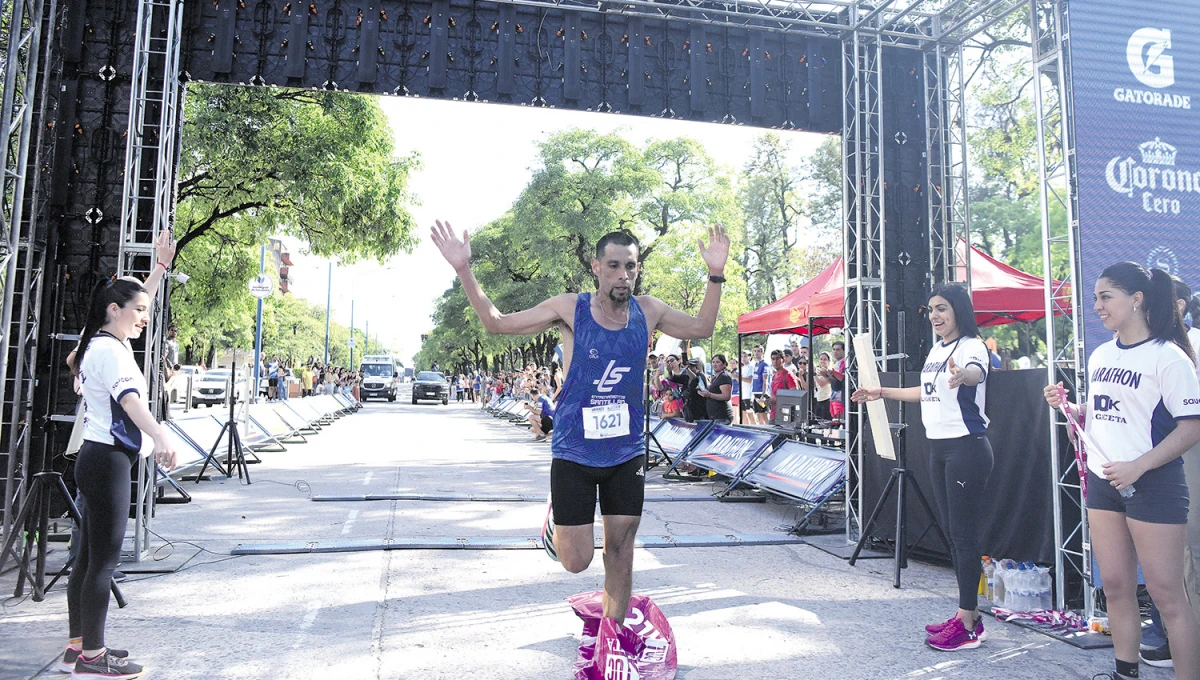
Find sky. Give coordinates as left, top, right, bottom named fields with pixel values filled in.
left=281, top=95, right=831, bottom=365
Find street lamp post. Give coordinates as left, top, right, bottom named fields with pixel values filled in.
left=349, top=298, right=355, bottom=368
left=324, top=262, right=331, bottom=364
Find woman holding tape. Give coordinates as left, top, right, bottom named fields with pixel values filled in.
left=851, top=284, right=993, bottom=652
left=1044, top=262, right=1200, bottom=680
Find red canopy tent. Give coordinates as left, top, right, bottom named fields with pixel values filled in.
left=737, top=241, right=1065, bottom=335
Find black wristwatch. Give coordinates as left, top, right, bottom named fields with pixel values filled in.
left=708, top=274, right=726, bottom=284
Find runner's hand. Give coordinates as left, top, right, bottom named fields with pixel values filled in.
left=699, top=224, right=730, bottom=276
left=431, top=219, right=471, bottom=271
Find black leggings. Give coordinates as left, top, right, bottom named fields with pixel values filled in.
left=67, top=441, right=135, bottom=649
left=927, top=434, right=994, bottom=611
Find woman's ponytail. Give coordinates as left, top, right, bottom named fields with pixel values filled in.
left=1147, top=268, right=1194, bottom=364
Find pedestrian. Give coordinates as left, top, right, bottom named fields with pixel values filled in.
left=698, top=353, right=734, bottom=425
left=823, top=340, right=846, bottom=421
left=853, top=284, right=994, bottom=651
left=682, top=359, right=708, bottom=423
left=767, top=349, right=797, bottom=421
left=1044, top=263, right=1200, bottom=679
left=433, top=220, right=728, bottom=628
left=525, top=386, right=555, bottom=441
left=301, top=363, right=314, bottom=398
left=749, top=345, right=770, bottom=425
left=65, top=277, right=178, bottom=678
left=813, top=351, right=833, bottom=420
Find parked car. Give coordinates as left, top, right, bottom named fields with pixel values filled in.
left=191, top=369, right=246, bottom=408
left=411, top=371, right=450, bottom=405
left=165, top=365, right=203, bottom=404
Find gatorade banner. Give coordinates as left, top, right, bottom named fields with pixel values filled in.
left=743, top=440, right=845, bottom=503
left=685, top=425, right=777, bottom=477
left=1069, top=0, right=1200, bottom=352
left=650, top=419, right=709, bottom=456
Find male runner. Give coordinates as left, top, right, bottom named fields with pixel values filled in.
left=431, top=220, right=729, bottom=624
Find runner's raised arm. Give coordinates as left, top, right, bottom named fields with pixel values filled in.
left=431, top=219, right=571, bottom=336
left=640, top=225, right=730, bottom=340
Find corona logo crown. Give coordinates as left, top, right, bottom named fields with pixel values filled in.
left=1139, top=137, right=1177, bottom=166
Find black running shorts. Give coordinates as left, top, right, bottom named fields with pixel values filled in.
left=550, top=455, right=645, bottom=526
left=1086, top=458, right=1189, bottom=524
left=540, top=415, right=554, bottom=433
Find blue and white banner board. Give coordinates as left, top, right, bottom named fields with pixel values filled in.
left=1070, top=0, right=1200, bottom=352
left=743, top=440, right=845, bottom=504
left=685, top=425, right=778, bottom=478
left=650, top=419, right=710, bottom=456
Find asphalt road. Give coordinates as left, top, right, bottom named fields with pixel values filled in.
left=0, top=391, right=1178, bottom=679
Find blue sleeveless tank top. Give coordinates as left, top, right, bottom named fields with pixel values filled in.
left=551, top=293, right=648, bottom=467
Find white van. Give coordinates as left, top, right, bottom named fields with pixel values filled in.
left=359, top=355, right=401, bottom=401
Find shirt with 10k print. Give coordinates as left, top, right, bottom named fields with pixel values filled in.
left=919, top=336, right=990, bottom=440
left=1084, top=337, right=1200, bottom=477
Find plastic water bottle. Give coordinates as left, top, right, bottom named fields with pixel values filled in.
left=985, top=559, right=997, bottom=602
left=993, top=560, right=1009, bottom=608
left=979, top=556, right=991, bottom=598
left=1036, top=566, right=1053, bottom=611
left=1013, top=563, right=1030, bottom=612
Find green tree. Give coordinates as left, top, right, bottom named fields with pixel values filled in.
left=169, top=84, right=419, bottom=359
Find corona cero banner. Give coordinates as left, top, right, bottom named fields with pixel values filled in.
left=1069, top=0, right=1200, bottom=353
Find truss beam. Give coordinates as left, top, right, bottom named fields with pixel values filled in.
left=0, top=0, right=46, bottom=540
left=1031, top=0, right=1087, bottom=615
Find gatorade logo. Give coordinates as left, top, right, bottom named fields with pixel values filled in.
left=593, top=360, right=631, bottom=393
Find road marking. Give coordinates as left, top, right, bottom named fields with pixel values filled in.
left=363, top=471, right=373, bottom=486
left=292, top=599, right=322, bottom=648
left=340, top=509, right=359, bottom=536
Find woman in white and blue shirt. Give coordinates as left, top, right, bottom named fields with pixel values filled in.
left=853, top=284, right=993, bottom=651
left=1045, top=262, right=1200, bottom=680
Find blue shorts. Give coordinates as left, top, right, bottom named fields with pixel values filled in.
left=1086, top=458, right=1189, bottom=524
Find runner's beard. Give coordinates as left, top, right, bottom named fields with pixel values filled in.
left=608, top=286, right=632, bottom=304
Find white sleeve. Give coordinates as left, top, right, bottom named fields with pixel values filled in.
left=1159, top=351, right=1200, bottom=421
left=92, top=341, right=142, bottom=402
left=959, top=338, right=991, bottom=381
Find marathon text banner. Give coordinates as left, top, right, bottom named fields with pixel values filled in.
left=743, top=441, right=845, bottom=503
left=1070, top=0, right=1200, bottom=352
left=651, top=419, right=709, bottom=455
left=686, top=425, right=778, bottom=478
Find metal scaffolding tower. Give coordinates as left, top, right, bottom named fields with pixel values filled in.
left=116, top=0, right=186, bottom=560
left=0, top=0, right=48, bottom=540
left=1030, top=0, right=1088, bottom=615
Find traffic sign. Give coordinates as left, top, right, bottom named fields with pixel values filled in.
left=348, top=338, right=356, bottom=347
left=248, top=275, right=273, bottom=298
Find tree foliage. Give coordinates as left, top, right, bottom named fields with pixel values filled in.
left=417, top=128, right=835, bottom=373
left=169, top=85, right=419, bottom=362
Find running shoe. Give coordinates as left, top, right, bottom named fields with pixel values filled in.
left=925, top=616, right=981, bottom=652
left=541, top=493, right=558, bottom=562
left=58, top=648, right=127, bottom=674
left=1140, top=641, right=1172, bottom=668
left=1140, top=617, right=1167, bottom=650
left=71, top=650, right=143, bottom=679
left=924, top=615, right=987, bottom=641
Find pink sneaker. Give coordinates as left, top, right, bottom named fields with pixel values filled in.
left=926, top=616, right=981, bottom=651
left=925, top=616, right=987, bottom=641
